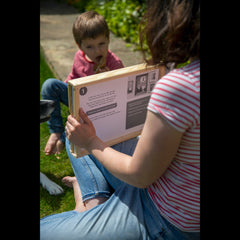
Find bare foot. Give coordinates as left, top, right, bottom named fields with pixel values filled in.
left=62, top=176, right=108, bottom=212
left=62, top=176, right=86, bottom=212
left=62, top=176, right=77, bottom=188
left=44, top=133, right=64, bottom=155
left=56, top=140, right=65, bottom=153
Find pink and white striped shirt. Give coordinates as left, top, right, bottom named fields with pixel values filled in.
left=147, top=60, right=200, bottom=232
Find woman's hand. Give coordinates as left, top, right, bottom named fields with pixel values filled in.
left=65, top=108, right=96, bottom=150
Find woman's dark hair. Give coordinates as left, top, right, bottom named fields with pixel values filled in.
left=140, top=0, right=200, bottom=66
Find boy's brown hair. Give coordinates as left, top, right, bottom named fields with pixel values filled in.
left=72, top=11, right=110, bottom=47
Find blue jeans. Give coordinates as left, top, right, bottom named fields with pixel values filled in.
left=40, top=138, right=200, bottom=240
left=41, top=78, right=68, bottom=143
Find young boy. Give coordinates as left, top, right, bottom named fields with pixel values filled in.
left=41, top=11, right=124, bottom=155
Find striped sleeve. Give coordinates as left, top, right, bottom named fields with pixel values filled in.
left=147, top=68, right=200, bottom=132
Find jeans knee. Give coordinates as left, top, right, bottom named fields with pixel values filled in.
left=41, top=78, right=60, bottom=98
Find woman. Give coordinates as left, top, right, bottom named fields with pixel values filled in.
left=40, top=0, right=200, bottom=239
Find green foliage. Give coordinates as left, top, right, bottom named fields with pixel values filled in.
left=176, top=60, right=190, bottom=68
left=66, top=0, right=147, bottom=49
left=66, top=0, right=89, bottom=12
left=65, top=0, right=189, bottom=67
left=87, top=0, right=146, bottom=44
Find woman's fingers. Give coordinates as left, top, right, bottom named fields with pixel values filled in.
left=67, top=114, right=79, bottom=127
left=65, top=108, right=96, bottom=148
left=79, top=108, right=91, bottom=125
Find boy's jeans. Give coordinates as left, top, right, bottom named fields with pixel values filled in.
left=40, top=138, right=200, bottom=240
left=41, top=78, right=68, bottom=143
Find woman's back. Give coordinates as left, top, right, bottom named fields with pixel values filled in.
left=147, top=60, right=200, bottom=232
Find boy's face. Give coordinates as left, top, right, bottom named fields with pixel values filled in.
left=79, top=34, right=109, bottom=64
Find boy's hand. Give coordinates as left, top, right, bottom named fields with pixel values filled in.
left=94, top=56, right=108, bottom=73
left=97, top=66, right=110, bottom=73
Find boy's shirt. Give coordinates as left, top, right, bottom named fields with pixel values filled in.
left=64, top=50, right=124, bottom=83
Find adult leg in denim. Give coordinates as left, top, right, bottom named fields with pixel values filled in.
left=88, top=137, right=200, bottom=240
left=160, top=217, right=200, bottom=240
left=44, top=137, right=199, bottom=240
left=88, top=137, right=139, bottom=190
left=40, top=184, right=152, bottom=240
left=40, top=180, right=199, bottom=240
left=41, top=78, right=68, bottom=134
left=65, top=137, right=139, bottom=198
left=65, top=138, right=112, bottom=202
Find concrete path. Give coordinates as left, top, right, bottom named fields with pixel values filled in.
left=40, top=0, right=144, bottom=81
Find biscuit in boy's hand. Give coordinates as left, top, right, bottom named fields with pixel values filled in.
left=94, top=57, right=106, bottom=73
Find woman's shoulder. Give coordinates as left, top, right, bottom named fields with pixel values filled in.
left=171, top=60, right=200, bottom=87
left=158, top=60, right=200, bottom=95
left=148, top=60, right=200, bottom=132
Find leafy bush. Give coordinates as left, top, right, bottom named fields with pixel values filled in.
left=66, top=0, right=189, bottom=67
left=87, top=0, right=146, bottom=44
left=66, top=0, right=89, bottom=12
left=66, top=0, right=147, bottom=49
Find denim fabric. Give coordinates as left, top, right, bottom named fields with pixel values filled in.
left=65, top=138, right=112, bottom=201
left=41, top=78, right=68, bottom=143
left=40, top=137, right=199, bottom=239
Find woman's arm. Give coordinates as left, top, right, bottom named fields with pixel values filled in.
left=66, top=108, right=183, bottom=188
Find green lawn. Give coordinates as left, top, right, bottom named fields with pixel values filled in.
left=40, top=50, right=75, bottom=218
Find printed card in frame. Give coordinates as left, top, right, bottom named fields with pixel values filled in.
left=68, top=63, right=165, bottom=157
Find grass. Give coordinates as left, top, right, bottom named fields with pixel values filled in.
left=40, top=50, right=75, bottom=218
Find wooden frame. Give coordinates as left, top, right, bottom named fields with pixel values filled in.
left=68, top=63, right=165, bottom=157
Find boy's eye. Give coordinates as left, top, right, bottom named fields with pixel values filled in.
left=99, top=42, right=105, bottom=46
left=86, top=46, right=92, bottom=49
